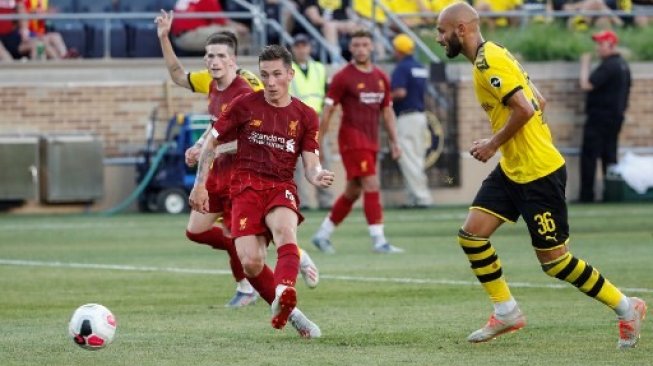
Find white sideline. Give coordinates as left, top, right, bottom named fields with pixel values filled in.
left=1, top=258, right=652, bottom=294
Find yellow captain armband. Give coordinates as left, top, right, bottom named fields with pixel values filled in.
left=237, top=69, right=264, bottom=91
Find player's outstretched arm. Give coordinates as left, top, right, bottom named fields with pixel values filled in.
left=302, top=151, right=335, bottom=189
left=155, top=10, right=192, bottom=90
left=381, top=106, right=401, bottom=160
left=188, top=134, right=219, bottom=213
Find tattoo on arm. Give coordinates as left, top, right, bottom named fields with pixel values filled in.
left=168, top=64, right=182, bottom=74
left=196, top=148, right=216, bottom=185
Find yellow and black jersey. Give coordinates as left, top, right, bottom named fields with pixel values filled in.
left=187, top=68, right=264, bottom=95
left=472, top=41, right=564, bottom=183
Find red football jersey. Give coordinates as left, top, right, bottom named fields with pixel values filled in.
left=205, top=76, right=253, bottom=193
left=212, top=91, right=320, bottom=195
left=326, top=63, right=392, bottom=153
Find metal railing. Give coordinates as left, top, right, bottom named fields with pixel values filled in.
left=0, top=3, right=340, bottom=63
left=392, top=8, right=653, bottom=31
left=0, top=10, right=286, bottom=59
left=370, top=0, right=441, bottom=64
left=275, top=0, right=344, bottom=64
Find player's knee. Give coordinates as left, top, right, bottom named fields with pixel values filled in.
left=241, top=256, right=265, bottom=277
left=185, top=229, right=202, bottom=243
left=539, top=249, right=572, bottom=276
left=457, top=228, right=487, bottom=247
left=535, top=244, right=569, bottom=265
left=344, top=185, right=362, bottom=200
left=361, top=178, right=380, bottom=192
left=270, top=223, right=296, bottom=244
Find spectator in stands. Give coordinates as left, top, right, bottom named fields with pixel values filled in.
left=550, top=0, right=628, bottom=29
left=289, top=34, right=333, bottom=210
left=22, top=0, right=76, bottom=60
left=632, top=0, right=653, bottom=26
left=578, top=30, right=631, bottom=202
left=343, top=0, right=389, bottom=58
left=473, top=0, right=524, bottom=28
left=171, top=0, right=248, bottom=53
left=427, top=0, right=465, bottom=13
left=0, top=0, right=27, bottom=61
left=384, top=0, right=435, bottom=27
left=297, top=0, right=361, bottom=58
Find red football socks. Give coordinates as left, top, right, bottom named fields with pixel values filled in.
left=363, top=191, right=383, bottom=225
left=247, top=265, right=276, bottom=304
left=330, top=195, right=355, bottom=224
left=274, top=244, right=300, bottom=287
left=185, top=228, right=245, bottom=282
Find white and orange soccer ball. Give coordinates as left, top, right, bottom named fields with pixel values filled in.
left=68, top=304, right=117, bottom=350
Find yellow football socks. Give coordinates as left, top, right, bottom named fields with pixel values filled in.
left=458, top=229, right=512, bottom=303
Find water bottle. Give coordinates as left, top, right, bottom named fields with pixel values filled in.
left=36, top=42, right=46, bottom=61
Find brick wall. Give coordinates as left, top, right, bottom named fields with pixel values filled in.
left=452, top=62, right=653, bottom=152
left=0, top=82, right=209, bottom=157
left=0, top=62, right=651, bottom=158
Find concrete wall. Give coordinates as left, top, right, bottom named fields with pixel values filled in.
left=0, top=59, right=651, bottom=212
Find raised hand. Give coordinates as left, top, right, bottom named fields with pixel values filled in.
left=154, top=9, right=173, bottom=39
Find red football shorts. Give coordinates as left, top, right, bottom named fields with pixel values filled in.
left=341, top=149, right=377, bottom=180
left=230, top=184, right=304, bottom=239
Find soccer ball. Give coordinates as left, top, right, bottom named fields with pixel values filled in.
left=68, top=303, right=117, bottom=350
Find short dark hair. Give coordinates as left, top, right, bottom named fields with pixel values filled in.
left=351, top=29, right=373, bottom=41
left=205, top=31, right=238, bottom=55
left=258, top=44, right=292, bottom=68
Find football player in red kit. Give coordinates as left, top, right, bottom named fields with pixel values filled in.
left=312, top=30, right=403, bottom=254
left=190, top=45, right=334, bottom=338
left=156, top=11, right=319, bottom=309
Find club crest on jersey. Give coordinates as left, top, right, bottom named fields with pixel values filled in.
left=490, top=76, right=501, bottom=88
left=239, top=217, right=247, bottom=230
left=357, top=83, right=365, bottom=89
left=286, top=139, right=295, bottom=153
left=378, top=80, right=385, bottom=91
left=250, top=119, right=263, bottom=128
left=221, top=104, right=227, bottom=112
left=288, top=120, right=299, bottom=137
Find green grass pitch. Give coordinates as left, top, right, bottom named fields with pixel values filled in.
left=1, top=204, right=651, bottom=365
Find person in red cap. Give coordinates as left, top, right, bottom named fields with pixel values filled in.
left=579, top=30, right=631, bottom=203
